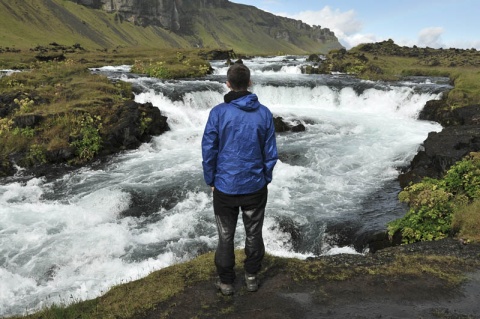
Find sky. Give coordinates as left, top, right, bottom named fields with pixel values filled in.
left=230, top=0, right=480, bottom=50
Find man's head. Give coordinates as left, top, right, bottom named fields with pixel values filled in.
left=226, top=62, right=251, bottom=91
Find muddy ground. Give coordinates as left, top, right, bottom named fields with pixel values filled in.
left=140, top=238, right=480, bottom=319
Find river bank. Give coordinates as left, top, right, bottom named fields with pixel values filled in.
left=17, top=238, right=480, bottom=319
left=140, top=238, right=480, bottom=319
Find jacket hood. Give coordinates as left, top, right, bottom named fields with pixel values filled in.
left=230, top=93, right=260, bottom=112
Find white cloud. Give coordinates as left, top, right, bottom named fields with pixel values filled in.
left=341, top=33, right=379, bottom=49
left=290, top=6, right=362, bottom=36
left=417, top=27, right=444, bottom=48
left=276, top=6, right=372, bottom=48
left=274, top=6, right=480, bottom=50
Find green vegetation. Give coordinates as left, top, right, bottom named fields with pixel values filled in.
left=0, top=0, right=340, bottom=55
left=452, top=199, right=480, bottom=242
left=0, top=0, right=190, bottom=50
left=70, top=113, right=103, bottom=161
left=131, top=50, right=217, bottom=79
left=0, top=55, right=129, bottom=171
left=0, top=47, right=230, bottom=173
left=388, top=153, right=480, bottom=244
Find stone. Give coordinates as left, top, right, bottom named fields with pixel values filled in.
left=100, top=101, right=169, bottom=156
left=13, top=114, right=44, bottom=128
left=399, top=125, right=480, bottom=188
left=274, top=117, right=307, bottom=133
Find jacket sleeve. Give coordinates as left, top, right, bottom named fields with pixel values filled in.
left=201, top=110, right=219, bottom=187
left=263, top=115, right=278, bottom=184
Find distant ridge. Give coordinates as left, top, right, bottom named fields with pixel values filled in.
left=0, top=0, right=343, bottom=54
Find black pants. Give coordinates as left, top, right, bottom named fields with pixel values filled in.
left=213, top=185, right=268, bottom=284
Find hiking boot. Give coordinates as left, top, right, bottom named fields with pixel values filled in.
left=244, top=273, right=259, bottom=292
left=215, top=278, right=234, bottom=296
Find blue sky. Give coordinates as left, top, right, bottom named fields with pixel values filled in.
left=231, top=0, right=480, bottom=50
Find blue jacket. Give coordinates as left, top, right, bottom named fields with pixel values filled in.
left=202, top=93, right=278, bottom=195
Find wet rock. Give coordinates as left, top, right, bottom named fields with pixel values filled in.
left=0, top=157, right=15, bottom=177
left=274, top=117, right=290, bottom=132
left=101, top=101, right=169, bottom=156
left=274, top=216, right=303, bottom=251
left=274, top=117, right=306, bottom=133
left=399, top=102, right=480, bottom=187
left=399, top=125, right=480, bottom=187
left=306, top=54, right=321, bottom=62
left=45, top=147, right=75, bottom=163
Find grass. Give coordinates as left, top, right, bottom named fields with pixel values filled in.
left=452, top=199, right=480, bottom=242
left=0, top=46, right=240, bottom=173
left=0, top=0, right=341, bottom=55
left=0, top=0, right=190, bottom=50
left=0, top=55, right=131, bottom=169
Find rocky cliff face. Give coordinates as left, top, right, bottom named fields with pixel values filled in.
left=71, top=0, right=229, bottom=30
left=70, top=0, right=339, bottom=46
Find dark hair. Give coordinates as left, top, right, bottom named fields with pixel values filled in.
left=227, top=62, right=250, bottom=91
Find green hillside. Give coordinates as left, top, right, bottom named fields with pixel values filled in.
left=0, top=0, right=342, bottom=55
left=0, top=0, right=190, bottom=50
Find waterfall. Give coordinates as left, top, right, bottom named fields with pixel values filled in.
left=0, top=56, right=449, bottom=316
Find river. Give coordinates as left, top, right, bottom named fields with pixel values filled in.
left=0, top=56, right=450, bottom=316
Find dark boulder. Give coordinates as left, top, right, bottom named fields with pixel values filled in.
left=0, top=157, right=15, bottom=177
left=400, top=100, right=480, bottom=187
left=35, top=53, right=66, bottom=62
left=0, top=93, right=23, bottom=117
left=13, top=114, right=44, bottom=128
left=274, top=117, right=290, bottom=132
left=101, top=101, right=169, bottom=156
left=274, top=116, right=306, bottom=133
left=199, top=49, right=235, bottom=61
left=139, top=101, right=169, bottom=137
left=399, top=125, right=480, bottom=188
left=291, top=123, right=306, bottom=132
left=45, top=147, right=75, bottom=163
left=306, top=54, right=321, bottom=62
left=420, top=99, right=480, bottom=127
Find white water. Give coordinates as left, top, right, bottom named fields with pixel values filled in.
left=0, top=57, right=446, bottom=316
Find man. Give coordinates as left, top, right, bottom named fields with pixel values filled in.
left=201, top=62, right=278, bottom=296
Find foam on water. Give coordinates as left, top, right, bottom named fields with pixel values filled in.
left=0, top=56, right=447, bottom=316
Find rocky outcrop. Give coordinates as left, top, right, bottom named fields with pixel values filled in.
left=71, top=0, right=228, bottom=29
left=398, top=102, right=480, bottom=187
left=274, top=116, right=306, bottom=133
left=0, top=97, right=169, bottom=177
left=101, top=101, right=169, bottom=156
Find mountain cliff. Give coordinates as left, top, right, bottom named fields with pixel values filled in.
left=0, top=0, right=342, bottom=54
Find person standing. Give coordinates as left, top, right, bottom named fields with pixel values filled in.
left=201, top=62, right=278, bottom=296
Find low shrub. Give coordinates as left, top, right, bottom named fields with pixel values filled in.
left=388, top=152, right=480, bottom=244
